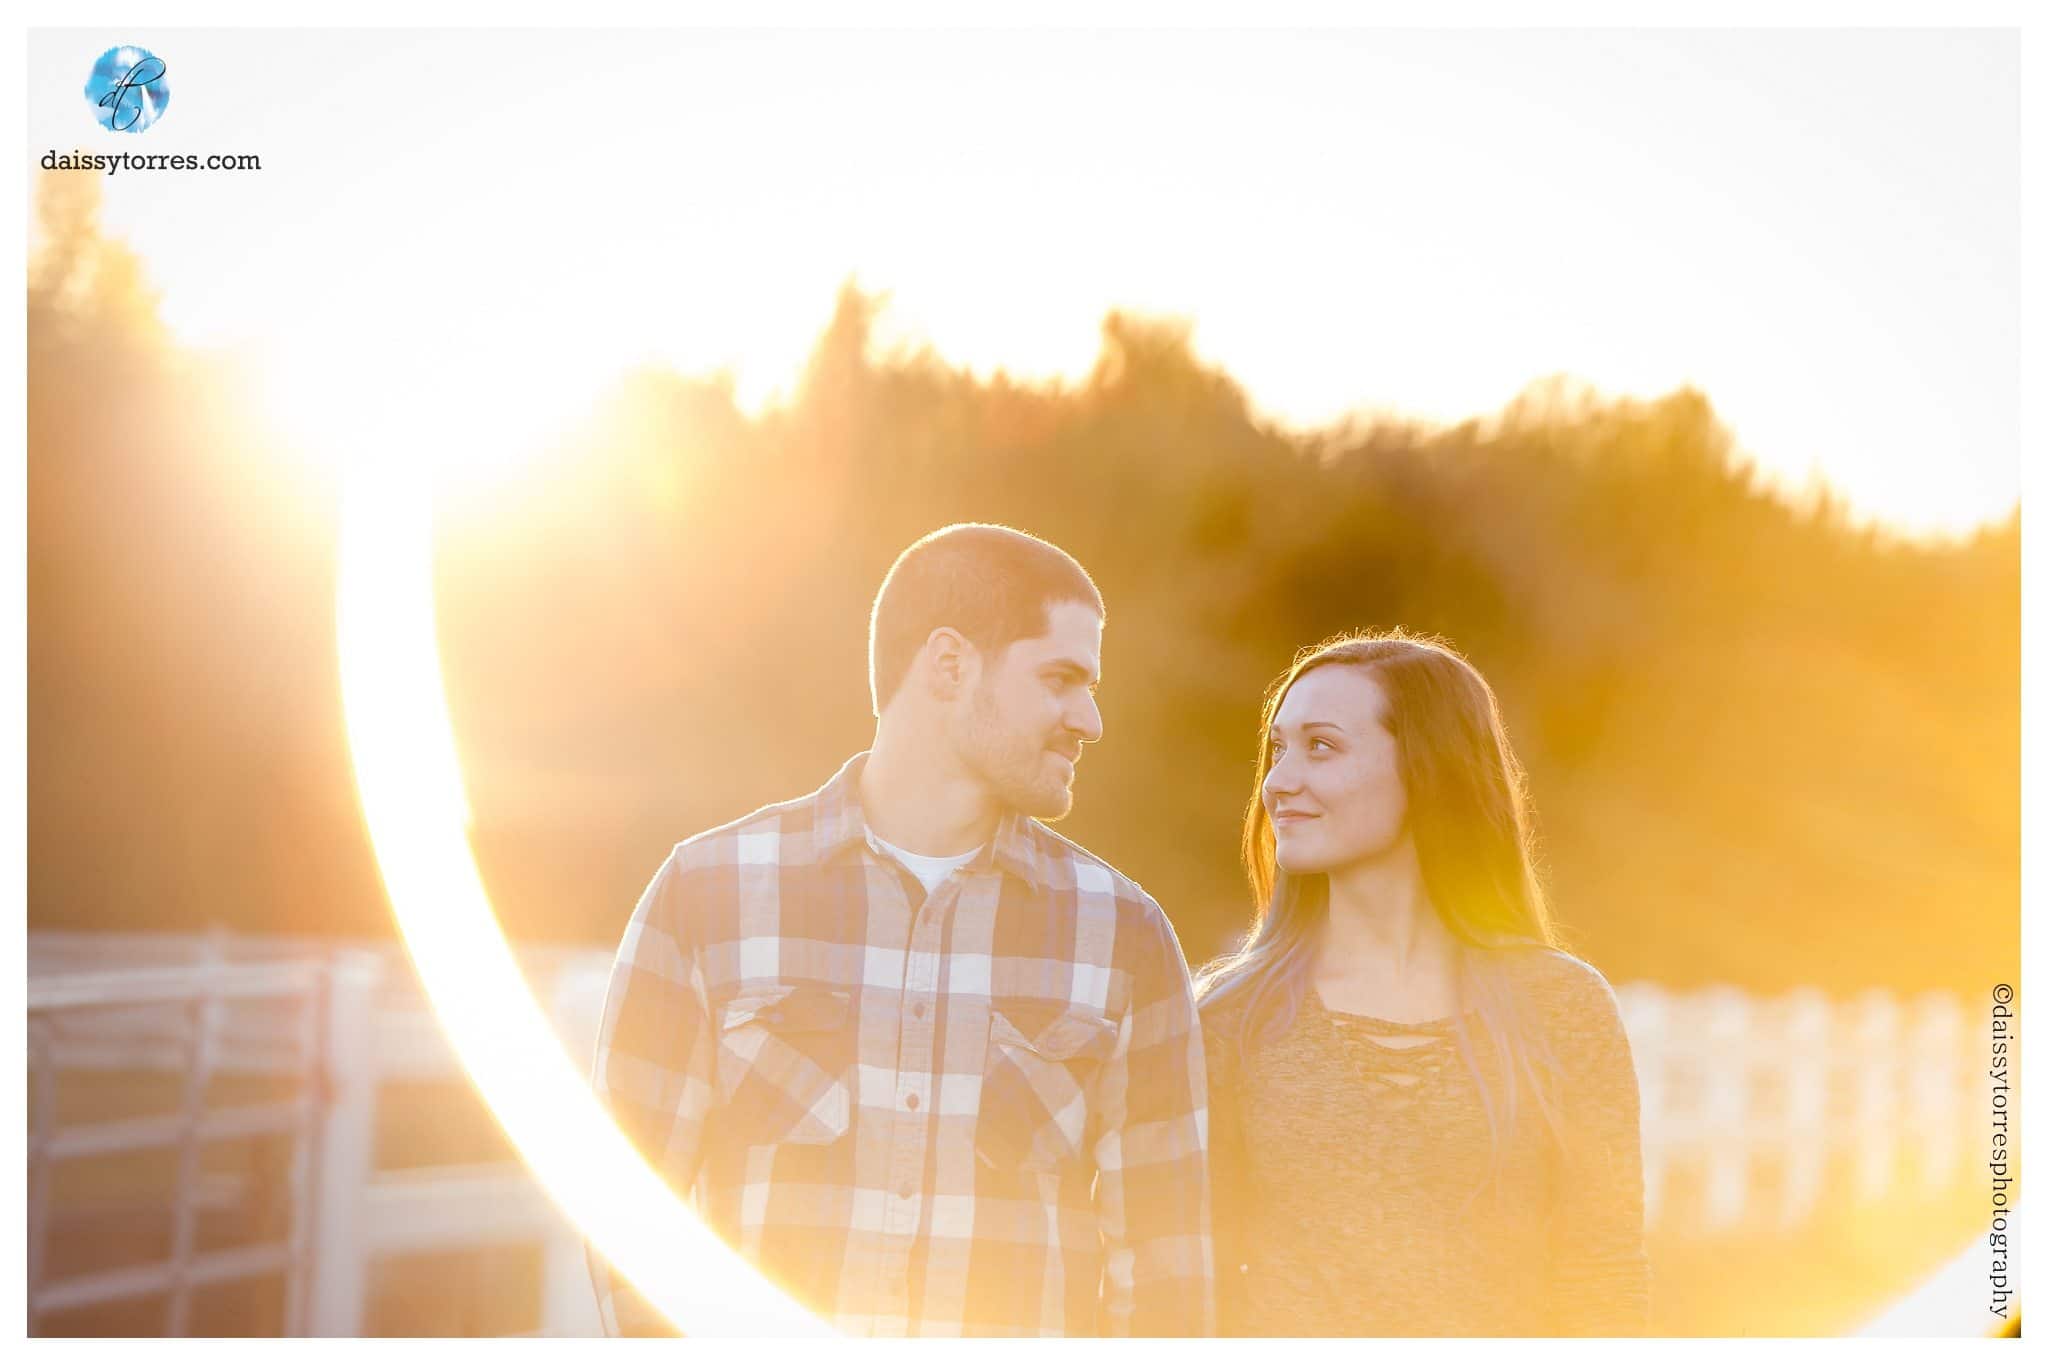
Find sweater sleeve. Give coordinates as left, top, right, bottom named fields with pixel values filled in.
left=1543, top=959, right=1651, bottom=1335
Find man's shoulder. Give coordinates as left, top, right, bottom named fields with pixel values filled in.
left=665, top=788, right=831, bottom=874
left=1020, top=821, right=1169, bottom=924
left=1020, top=822, right=1198, bottom=1015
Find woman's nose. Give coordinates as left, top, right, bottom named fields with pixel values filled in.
left=1264, top=760, right=1300, bottom=799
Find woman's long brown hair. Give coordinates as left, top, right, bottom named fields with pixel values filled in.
left=1197, top=628, right=1568, bottom=1156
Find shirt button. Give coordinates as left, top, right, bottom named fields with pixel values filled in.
left=905, top=1092, right=920, bottom=1110
left=897, top=1183, right=914, bottom=1200
left=912, top=1002, right=927, bottom=1020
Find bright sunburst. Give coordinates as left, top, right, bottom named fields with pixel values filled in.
left=334, top=449, right=829, bottom=1337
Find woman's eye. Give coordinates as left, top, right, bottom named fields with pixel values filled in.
left=1309, top=738, right=1333, bottom=752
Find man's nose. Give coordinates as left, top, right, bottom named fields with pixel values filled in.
left=1070, top=693, right=1104, bottom=744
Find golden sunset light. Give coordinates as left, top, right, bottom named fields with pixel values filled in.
left=24, top=27, right=2018, bottom=532
left=25, top=18, right=2021, bottom=1342
left=334, top=455, right=828, bottom=1336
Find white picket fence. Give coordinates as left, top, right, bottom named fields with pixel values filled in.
left=1613, top=981, right=1984, bottom=1231
left=25, top=932, right=1992, bottom=1335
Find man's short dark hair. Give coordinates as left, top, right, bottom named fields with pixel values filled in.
left=869, top=523, right=1105, bottom=714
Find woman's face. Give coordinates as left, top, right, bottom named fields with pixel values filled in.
left=1263, top=665, right=1409, bottom=875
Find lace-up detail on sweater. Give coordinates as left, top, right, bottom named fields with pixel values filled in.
left=1316, top=997, right=1466, bottom=1108
left=1201, top=947, right=1650, bottom=1336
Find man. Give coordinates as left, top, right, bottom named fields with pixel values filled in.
left=587, top=523, right=1212, bottom=1336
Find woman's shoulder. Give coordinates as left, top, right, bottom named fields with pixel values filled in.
left=1195, top=974, right=1263, bottom=1071
left=1196, top=985, right=1249, bottom=1041
left=1496, top=945, right=1643, bottom=1116
left=1494, top=943, right=1626, bottom=1023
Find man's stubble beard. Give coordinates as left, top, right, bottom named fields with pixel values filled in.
left=958, top=683, right=1075, bottom=821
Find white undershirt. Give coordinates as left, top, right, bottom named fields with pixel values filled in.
left=866, top=827, right=984, bottom=896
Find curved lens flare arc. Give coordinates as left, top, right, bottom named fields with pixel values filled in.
left=335, top=459, right=829, bottom=1337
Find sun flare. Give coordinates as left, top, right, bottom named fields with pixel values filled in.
left=333, top=451, right=829, bottom=1337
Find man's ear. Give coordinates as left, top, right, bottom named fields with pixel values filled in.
left=924, top=627, right=974, bottom=702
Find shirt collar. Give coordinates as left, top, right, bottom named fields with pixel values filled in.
left=812, top=751, right=1051, bottom=892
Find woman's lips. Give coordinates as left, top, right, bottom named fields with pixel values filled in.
left=1272, top=811, right=1319, bottom=826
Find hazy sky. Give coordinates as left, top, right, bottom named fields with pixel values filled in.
left=25, top=27, right=2020, bottom=536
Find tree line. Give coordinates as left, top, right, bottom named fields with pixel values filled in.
left=28, top=176, right=2017, bottom=993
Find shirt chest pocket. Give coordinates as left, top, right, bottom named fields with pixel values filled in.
left=713, top=984, right=853, bottom=1148
left=976, top=1002, right=1120, bottom=1172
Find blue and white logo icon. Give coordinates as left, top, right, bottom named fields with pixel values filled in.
left=86, top=46, right=170, bottom=133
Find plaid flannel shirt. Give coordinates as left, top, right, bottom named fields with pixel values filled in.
left=587, top=752, right=1214, bottom=1336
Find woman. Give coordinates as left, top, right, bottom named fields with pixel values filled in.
left=1197, top=629, right=1649, bottom=1336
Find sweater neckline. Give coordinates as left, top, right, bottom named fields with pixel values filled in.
left=1309, top=986, right=1472, bottom=1034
